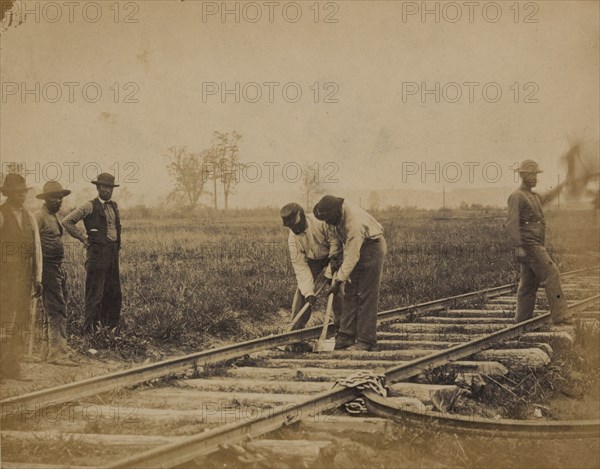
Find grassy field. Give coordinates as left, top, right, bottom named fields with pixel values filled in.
left=59, top=207, right=599, bottom=356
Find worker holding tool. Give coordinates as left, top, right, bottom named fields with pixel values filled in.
left=506, top=159, right=571, bottom=325
left=280, top=202, right=343, bottom=332
left=35, top=181, right=77, bottom=366
left=0, top=174, right=43, bottom=380
left=313, top=196, right=387, bottom=351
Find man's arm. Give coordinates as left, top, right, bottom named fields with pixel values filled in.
left=29, top=213, right=43, bottom=284
left=324, top=225, right=342, bottom=278
left=336, top=223, right=365, bottom=282
left=288, top=235, right=316, bottom=297
left=62, top=202, right=93, bottom=245
left=506, top=193, right=523, bottom=246
left=539, top=180, right=568, bottom=206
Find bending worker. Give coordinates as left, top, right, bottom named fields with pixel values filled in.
left=281, top=202, right=343, bottom=331
left=313, top=196, right=386, bottom=351
left=506, top=159, right=570, bottom=325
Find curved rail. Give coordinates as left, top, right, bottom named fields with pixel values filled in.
left=101, top=291, right=600, bottom=469
left=363, top=391, right=600, bottom=439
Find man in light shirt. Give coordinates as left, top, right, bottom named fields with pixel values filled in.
left=35, top=180, right=77, bottom=366
left=314, top=195, right=387, bottom=351
left=63, top=173, right=122, bottom=334
left=0, top=174, right=43, bottom=379
left=281, top=202, right=343, bottom=331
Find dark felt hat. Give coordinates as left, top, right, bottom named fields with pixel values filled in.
left=0, top=174, right=31, bottom=193
left=92, top=173, right=120, bottom=187
left=515, top=159, right=543, bottom=174
left=36, top=180, right=71, bottom=199
left=313, top=195, right=344, bottom=220
left=280, top=202, right=304, bottom=227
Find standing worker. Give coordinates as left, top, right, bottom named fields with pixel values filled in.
left=35, top=181, right=77, bottom=365
left=0, top=174, right=43, bottom=379
left=281, top=202, right=343, bottom=331
left=63, top=173, right=122, bottom=334
left=506, top=159, right=570, bottom=324
left=313, top=196, right=387, bottom=351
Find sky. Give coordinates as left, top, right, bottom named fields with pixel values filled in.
left=1, top=0, right=598, bottom=208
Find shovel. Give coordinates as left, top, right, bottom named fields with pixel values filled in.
left=312, top=291, right=336, bottom=353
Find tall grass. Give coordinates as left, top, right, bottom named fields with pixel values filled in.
left=60, top=208, right=598, bottom=356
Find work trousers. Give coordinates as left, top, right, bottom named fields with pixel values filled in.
left=516, top=245, right=568, bottom=324
left=83, top=242, right=122, bottom=333
left=0, top=262, right=33, bottom=377
left=41, top=259, right=69, bottom=361
left=290, top=258, right=343, bottom=331
left=338, top=237, right=387, bottom=348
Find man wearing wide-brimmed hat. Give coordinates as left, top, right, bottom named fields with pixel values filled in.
left=0, top=174, right=43, bottom=379
left=280, top=202, right=343, bottom=333
left=313, top=195, right=387, bottom=351
left=506, top=159, right=570, bottom=324
left=35, top=181, right=77, bottom=366
left=63, top=173, right=122, bottom=334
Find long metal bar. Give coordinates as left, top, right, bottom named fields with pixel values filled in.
left=1, top=267, right=595, bottom=412
left=363, top=391, right=600, bottom=439
left=102, top=292, right=599, bottom=469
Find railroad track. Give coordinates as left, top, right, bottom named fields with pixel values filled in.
left=1, top=267, right=599, bottom=469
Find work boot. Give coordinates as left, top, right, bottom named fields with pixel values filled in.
left=334, top=335, right=355, bottom=350
left=346, top=342, right=379, bottom=352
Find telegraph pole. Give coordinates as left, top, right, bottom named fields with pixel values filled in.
left=557, top=174, right=560, bottom=209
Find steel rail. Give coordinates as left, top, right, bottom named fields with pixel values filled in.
left=363, top=391, right=600, bottom=439
left=102, top=292, right=599, bottom=469
left=1, top=267, right=595, bottom=413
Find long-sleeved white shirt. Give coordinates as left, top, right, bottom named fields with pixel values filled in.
left=288, top=214, right=342, bottom=297
left=333, top=201, right=383, bottom=282
left=0, top=207, right=43, bottom=283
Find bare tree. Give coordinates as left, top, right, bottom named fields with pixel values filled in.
left=211, top=131, right=243, bottom=211
left=200, top=148, right=220, bottom=211
left=300, top=164, right=325, bottom=209
left=368, top=190, right=382, bottom=211
left=164, top=146, right=207, bottom=208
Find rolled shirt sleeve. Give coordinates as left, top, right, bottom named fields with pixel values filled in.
left=63, top=201, right=93, bottom=243
left=288, top=233, right=316, bottom=297
left=324, top=224, right=342, bottom=279
left=336, top=223, right=364, bottom=282
left=334, top=202, right=383, bottom=283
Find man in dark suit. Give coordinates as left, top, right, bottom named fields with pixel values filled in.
left=63, top=173, right=122, bottom=334
left=0, top=174, right=43, bottom=379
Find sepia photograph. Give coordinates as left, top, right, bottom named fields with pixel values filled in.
left=0, top=1, right=599, bottom=468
